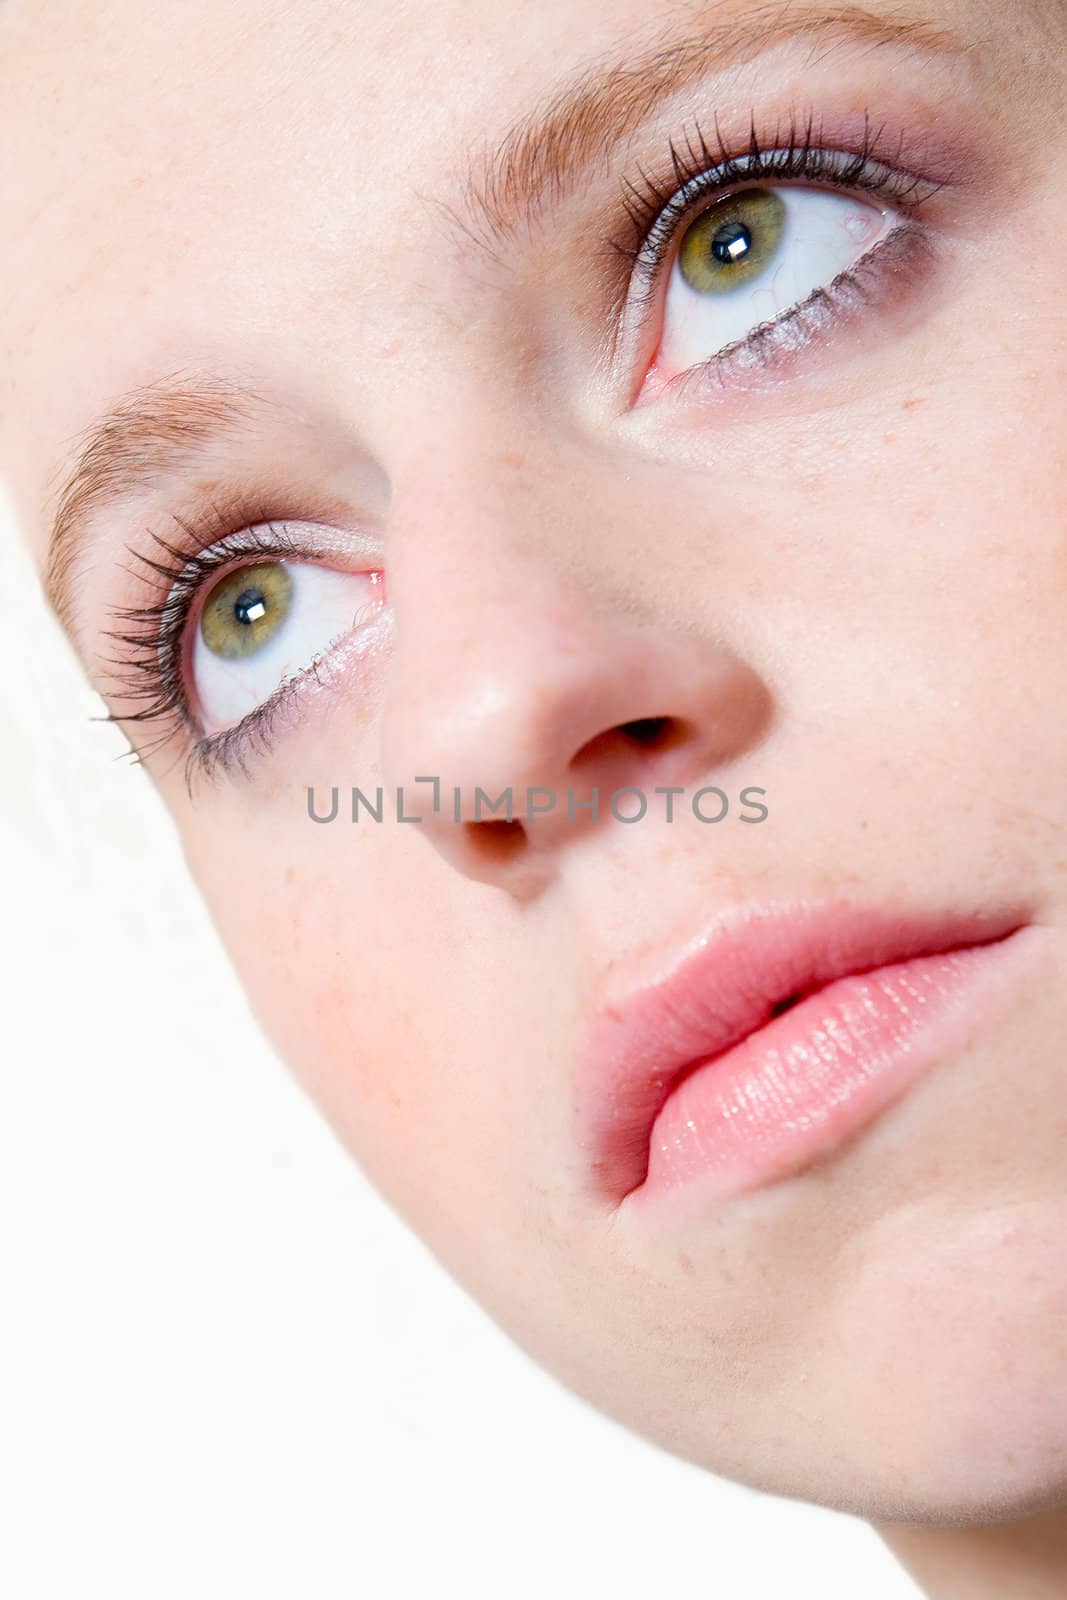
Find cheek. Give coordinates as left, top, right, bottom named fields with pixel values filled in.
left=786, top=380, right=1067, bottom=821
left=178, top=810, right=539, bottom=1259
left=183, top=818, right=453, bottom=1189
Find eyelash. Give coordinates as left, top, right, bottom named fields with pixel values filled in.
left=104, top=112, right=943, bottom=787
left=605, top=109, right=943, bottom=379
left=99, top=504, right=337, bottom=791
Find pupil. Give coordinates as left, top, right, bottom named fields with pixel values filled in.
left=234, top=586, right=268, bottom=626
left=711, top=219, right=752, bottom=264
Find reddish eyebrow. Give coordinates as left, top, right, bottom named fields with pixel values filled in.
left=44, top=5, right=965, bottom=645
left=44, top=373, right=270, bottom=641
left=452, top=3, right=964, bottom=252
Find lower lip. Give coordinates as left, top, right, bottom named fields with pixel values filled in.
left=619, top=926, right=1042, bottom=1224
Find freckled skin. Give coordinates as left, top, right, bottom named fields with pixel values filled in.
left=6, top=0, right=1067, bottom=1585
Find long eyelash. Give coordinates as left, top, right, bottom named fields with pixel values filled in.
left=96, top=503, right=310, bottom=791
left=608, top=108, right=944, bottom=309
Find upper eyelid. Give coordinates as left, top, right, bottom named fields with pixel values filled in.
left=111, top=508, right=382, bottom=641
left=612, top=128, right=944, bottom=281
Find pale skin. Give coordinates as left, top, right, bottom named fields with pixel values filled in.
left=4, top=0, right=1067, bottom=1592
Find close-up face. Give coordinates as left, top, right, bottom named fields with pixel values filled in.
left=6, top=0, right=1067, bottom=1538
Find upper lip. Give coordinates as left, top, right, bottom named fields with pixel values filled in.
left=575, top=899, right=1028, bottom=1204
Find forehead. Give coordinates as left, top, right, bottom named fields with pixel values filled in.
left=0, top=0, right=622, bottom=533
left=0, top=0, right=540, bottom=428
left=0, top=0, right=998, bottom=568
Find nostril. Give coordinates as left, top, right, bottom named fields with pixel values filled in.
left=464, top=817, right=527, bottom=866
left=618, top=716, right=678, bottom=749
left=572, top=715, right=687, bottom=775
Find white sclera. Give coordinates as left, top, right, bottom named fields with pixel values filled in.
left=657, top=186, right=895, bottom=377
left=192, top=562, right=379, bottom=734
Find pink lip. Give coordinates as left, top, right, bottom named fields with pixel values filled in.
left=577, top=902, right=1041, bottom=1220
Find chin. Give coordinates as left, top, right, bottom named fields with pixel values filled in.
left=781, top=1203, right=1067, bottom=1525
left=544, top=1193, right=1067, bottom=1529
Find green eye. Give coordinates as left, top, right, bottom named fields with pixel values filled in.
left=677, top=187, right=787, bottom=295
left=199, top=561, right=294, bottom=659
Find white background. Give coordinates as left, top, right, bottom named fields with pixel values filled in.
left=0, top=487, right=923, bottom=1598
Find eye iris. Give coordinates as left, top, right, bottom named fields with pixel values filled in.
left=200, top=560, right=293, bottom=659
left=678, top=187, right=787, bottom=295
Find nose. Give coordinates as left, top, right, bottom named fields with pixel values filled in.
left=380, top=503, right=771, bottom=896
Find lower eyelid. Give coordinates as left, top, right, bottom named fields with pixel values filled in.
left=640, top=220, right=938, bottom=406
left=186, top=588, right=388, bottom=790
left=190, top=562, right=383, bottom=734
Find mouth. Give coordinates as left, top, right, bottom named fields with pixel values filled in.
left=576, top=900, right=1040, bottom=1220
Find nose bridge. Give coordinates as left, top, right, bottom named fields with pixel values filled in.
left=380, top=448, right=615, bottom=794
left=375, top=435, right=771, bottom=889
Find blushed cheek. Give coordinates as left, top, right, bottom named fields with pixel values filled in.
left=180, top=815, right=498, bottom=1230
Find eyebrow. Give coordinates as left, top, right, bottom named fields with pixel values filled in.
left=452, top=2, right=965, bottom=252
left=45, top=2, right=965, bottom=645
left=45, top=372, right=271, bottom=641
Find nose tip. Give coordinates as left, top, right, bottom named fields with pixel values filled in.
left=383, top=614, right=772, bottom=894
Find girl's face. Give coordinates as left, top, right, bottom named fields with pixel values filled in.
left=6, top=0, right=1067, bottom=1525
